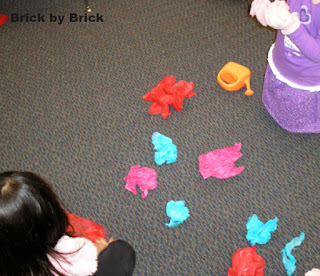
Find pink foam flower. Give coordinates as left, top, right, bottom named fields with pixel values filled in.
left=198, top=143, right=244, bottom=179
left=123, top=165, right=158, bottom=198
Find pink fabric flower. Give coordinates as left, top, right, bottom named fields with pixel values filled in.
left=250, top=0, right=271, bottom=26
left=265, top=0, right=301, bottom=34
left=305, top=269, right=320, bottom=276
left=198, top=143, right=244, bottom=179
left=123, top=165, right=158, bottom=198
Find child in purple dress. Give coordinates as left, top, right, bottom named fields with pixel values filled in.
left=250, top=0, right=320, bottom=133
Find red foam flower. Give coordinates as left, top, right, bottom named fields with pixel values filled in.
left=227, top=246, right=265, bottom=276
left=143, top=76, right=196, bottom=118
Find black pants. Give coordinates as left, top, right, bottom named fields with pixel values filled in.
left=93, top=240, right=136, bottom=276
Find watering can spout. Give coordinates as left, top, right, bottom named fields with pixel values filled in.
left=244, top=78, right=254, bottom=96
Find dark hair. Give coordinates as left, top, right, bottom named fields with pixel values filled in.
left=0, top=171, right=69, bottom=276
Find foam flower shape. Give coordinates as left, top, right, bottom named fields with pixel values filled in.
left=143, top=76, right=196, bottom=118
left=282, top=232, right=305, bottom=276
left=246, top=214, right=278, bottom=245
left=305, top=269, right=320, bottom=276
left=152, top=132, right=177, bottom=165
left=227, top=246, right=265, bottom=276
left=166, top=200, right=189, bottom=227
left=198, top=143, right=244, bottom=179
left=123, top=165, right=157, bottom=198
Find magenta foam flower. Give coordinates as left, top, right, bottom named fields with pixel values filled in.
left=123, top=165, right=158, bottom=198
left=198, top=143, right=244, bottom=179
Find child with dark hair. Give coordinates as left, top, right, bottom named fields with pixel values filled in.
left=0, top=171, right=136, bottom=276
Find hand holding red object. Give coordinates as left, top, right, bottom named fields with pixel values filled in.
left=66, top=211, right=107, bottom=243
left=143, top=76, right=196, bottom=118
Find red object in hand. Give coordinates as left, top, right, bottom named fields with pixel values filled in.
left=227, top=246, right=265, bottom=276
left=0, top=14, right=9, bottom=26
left=143, top=76, right=196, bottom=118
left=66, top=212, right=107, bottom=243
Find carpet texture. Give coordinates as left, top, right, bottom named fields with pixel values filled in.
left=0, top=0, right=319, bottom=275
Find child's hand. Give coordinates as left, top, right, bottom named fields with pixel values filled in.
left=265, top=0, right=301, bottom=34
left=94, top=237, right=115, bottom=254
left=250, top=0, right=271, bottom=26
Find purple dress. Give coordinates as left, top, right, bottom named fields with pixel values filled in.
left=262, top=0, right=320, bottom=133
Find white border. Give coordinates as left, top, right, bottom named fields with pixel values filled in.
left=268, top=44, right=320, bottom=92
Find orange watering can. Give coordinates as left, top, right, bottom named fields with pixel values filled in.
left=217, top=62, right=254, bottom=96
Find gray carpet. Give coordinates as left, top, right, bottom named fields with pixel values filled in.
left=0, top=0, right=319, bottom=275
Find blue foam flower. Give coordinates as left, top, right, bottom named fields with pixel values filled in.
left=166, top=200, right=189, bottom=227
left=246, top=214, right=278, bottom=245
left=152, top=132, right=177, bottom=165
left=282, top=232, right=305, bottom=276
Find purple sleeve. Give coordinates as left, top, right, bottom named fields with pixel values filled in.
left=288, top=24, right=320, bottom=63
